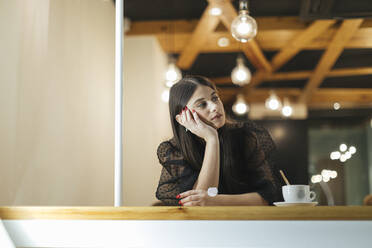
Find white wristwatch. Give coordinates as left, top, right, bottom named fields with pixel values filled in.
left=207, top=187, right=218, bottom=197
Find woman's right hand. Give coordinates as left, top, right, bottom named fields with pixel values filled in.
left=175, top=107, right=218, bottom=142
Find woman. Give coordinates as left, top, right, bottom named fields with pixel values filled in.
left=156, top=75, right=282, bottom=206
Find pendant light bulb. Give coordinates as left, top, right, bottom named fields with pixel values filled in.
left=165, top=62, right=182, bottom=86
left=281, top=97, right=293, bottom=117
left=233, top=94, right=249, bottom=115
left=231, top=0, right=257, bottom=43
left=231, top=56, right=251, bottom=85
left=165, top=55, right=182, bottom=88
left=265, top=91, right=282, bottom=110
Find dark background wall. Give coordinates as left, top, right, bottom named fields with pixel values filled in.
left=227, top=107, right=372, bottom=191
left=256, top=120, right=309, bottom=185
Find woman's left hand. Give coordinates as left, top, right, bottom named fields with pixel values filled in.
left=177, top=189, right=214, bottom=206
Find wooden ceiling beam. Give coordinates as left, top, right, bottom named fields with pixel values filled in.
left=155, top=27, right=372, bottom=52
left=265, top=71, right=312, bottom=81
left=267, top=67, right=372, bottom=81
left=127, top=20, right=199, bottom=36
left=176, top=5, right=220, bottom=69
left=218, top=88, right=372, bottom=105
left=128, top=18, right=372, bottom=52
left=242, top=20, right=336, bottom=96
left=127, top=16, right=346, bottom=36
left=299, top=19, right=364, bottom=103
left=211, top=67, right=372, bottom=84
left=328, top=67, right=372, bottom=77
left=270, top=20, right=336, bottom=71
left=259, top=24, right=372, bottom=50
left=242, top=42, right=272, bottom=72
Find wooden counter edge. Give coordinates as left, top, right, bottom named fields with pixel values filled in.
left=1, top=206, right=372, bottom=220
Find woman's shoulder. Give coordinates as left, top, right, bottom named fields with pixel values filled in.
left=225, top=119, right=265, bottom=134
left=226, top=120, right=275, bottom=153
left=224, top=121, right=260, bottom=144
left=157, top=137, right=178, bottom=151
left=157, top=138, right=182, bottom=164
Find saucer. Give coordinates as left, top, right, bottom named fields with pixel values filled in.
left=273, top=201, right=318, bottom=207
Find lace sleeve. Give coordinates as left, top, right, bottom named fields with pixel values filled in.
left=244, top=121, right=283, bottom=205
left=155, top=141, right=198, bottom=206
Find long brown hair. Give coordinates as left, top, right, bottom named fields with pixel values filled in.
left=168, top=75, right=217, bottom=171
left=168, top=76, right=277, bottom=195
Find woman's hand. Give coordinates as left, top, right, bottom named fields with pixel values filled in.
left=177, top=189, right=214, bottom=206
left=175, top=107, right=218, bottom=142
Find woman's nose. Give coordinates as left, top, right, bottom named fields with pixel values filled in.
left=209, top=102, right=218, bottom=112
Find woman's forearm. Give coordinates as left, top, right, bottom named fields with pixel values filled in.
left=211, top=193, right=268, bottom=206
left=193, top=136, right=220, bottom=190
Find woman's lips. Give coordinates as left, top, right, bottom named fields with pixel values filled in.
left=211, top=114, right=222, bottom=121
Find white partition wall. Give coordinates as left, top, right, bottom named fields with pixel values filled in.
left=0, top=0, right=171, bottom=206
left=0, top=0, right=116, bottom=206
left=123, top=36, right=171, bottom=205
left=2, top=219, right=372, bottom=248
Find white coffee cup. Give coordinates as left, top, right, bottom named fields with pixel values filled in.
left=282, top=185, right=316, bottom=203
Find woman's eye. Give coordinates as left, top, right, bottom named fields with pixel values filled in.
left=212, top=96, right=219, bottom=102
left=197, top=102, right=207, bottom=108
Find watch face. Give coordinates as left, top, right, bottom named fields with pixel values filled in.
left=207, top=187, right=218, bottom=197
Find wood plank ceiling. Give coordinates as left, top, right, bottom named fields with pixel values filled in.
left=124, top=0, right=372, bottom=109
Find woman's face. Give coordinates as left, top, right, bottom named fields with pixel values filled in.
left=186, top=85, right=226, bottom=129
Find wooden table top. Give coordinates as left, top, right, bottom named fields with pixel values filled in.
left=1, top=206, right=372, bottom=220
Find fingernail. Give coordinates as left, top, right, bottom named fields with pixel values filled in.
left=179, top=201, right=183, bottom=206
left=185, top=106, right=188, bottom=110
left=192, top=109, right=195, bottom=113
left=176, top=195, right=180, bottom=199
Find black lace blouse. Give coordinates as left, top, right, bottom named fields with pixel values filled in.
left=155, top=120, right=283, bottom=206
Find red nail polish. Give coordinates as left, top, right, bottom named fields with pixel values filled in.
left=179, top=201, right=182, bottom=205
left=192, top=109, right=195, bottom=113
left=176, top=195, right=180, bottom=199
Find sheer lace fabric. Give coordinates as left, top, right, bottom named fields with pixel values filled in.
left=156, top=120, right=282, bottom=206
